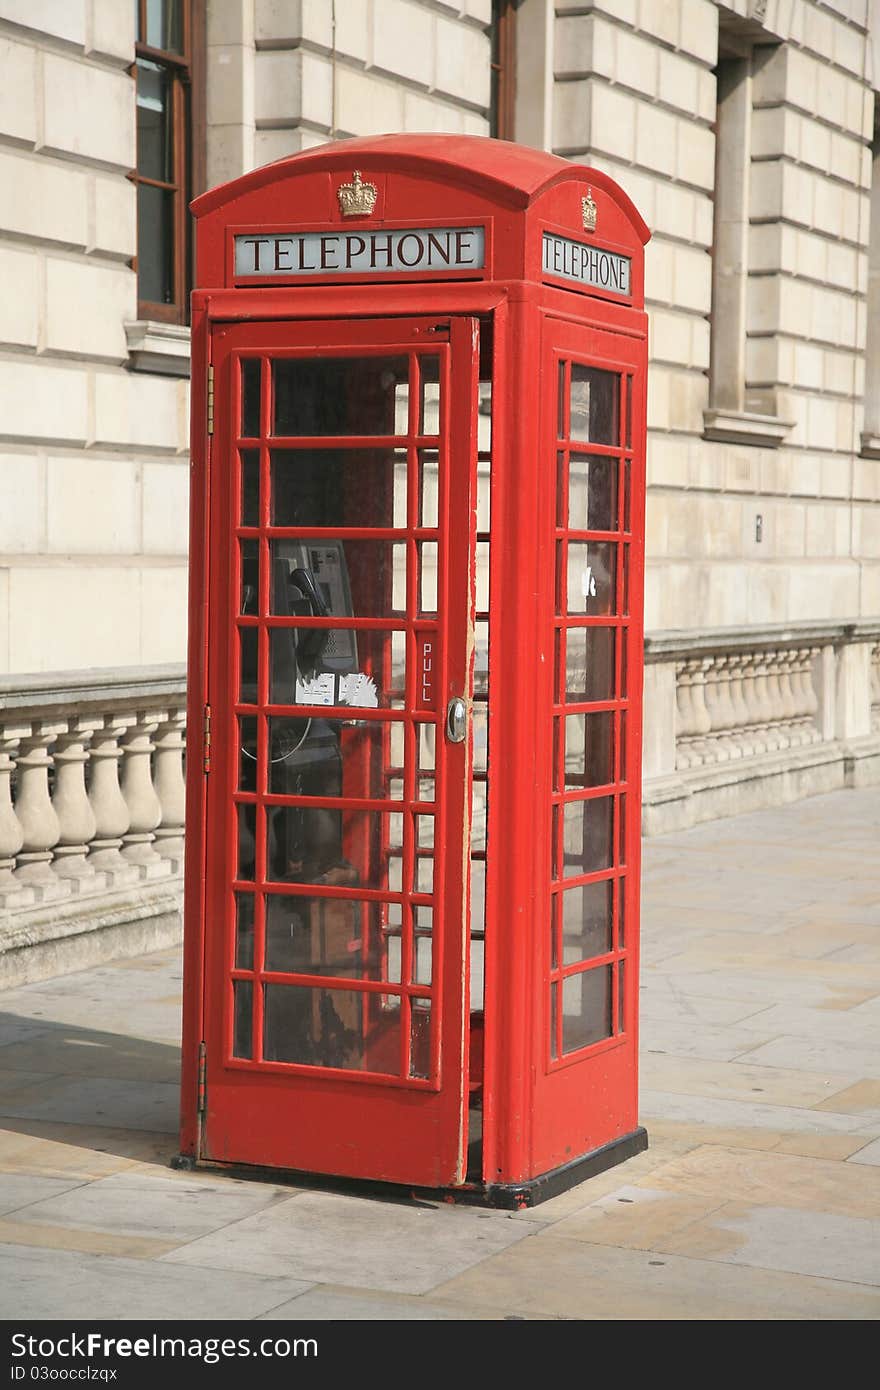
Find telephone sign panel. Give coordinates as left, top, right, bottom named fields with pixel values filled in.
left=181, top=133, right=650, bottom=1207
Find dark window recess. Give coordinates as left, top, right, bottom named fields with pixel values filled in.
left=490, top=0, right=518, bottom=140
left=133, top=0, right=205, bottom=324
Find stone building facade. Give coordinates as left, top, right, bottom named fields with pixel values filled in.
left=0, top=0, right=878, bottom=980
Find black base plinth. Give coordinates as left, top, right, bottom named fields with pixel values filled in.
left=171, top=1127, right=649, bottom=1209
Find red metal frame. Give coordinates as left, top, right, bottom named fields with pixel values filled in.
left=182, top=135, right=649, bottom=1200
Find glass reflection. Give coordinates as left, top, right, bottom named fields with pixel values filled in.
left=273, top=357, right=409, bottom=436
left=569, top=365, right=619, bottom=445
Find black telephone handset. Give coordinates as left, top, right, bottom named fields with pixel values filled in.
left=289, top=567, right=330, bottom=677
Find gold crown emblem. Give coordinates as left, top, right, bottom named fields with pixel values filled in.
left=582, top=188, right=597, bottom=233
left=337, top=170, right=378, bottom=218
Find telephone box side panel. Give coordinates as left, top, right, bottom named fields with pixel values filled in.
left=523, top=307, right=648, bottom=1182
left=481, top=292, right=548, bottom=1186
left=180, top=297, right=211, bottom=1155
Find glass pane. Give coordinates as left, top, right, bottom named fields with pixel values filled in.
left=241, top=361, right=261, bottom=438
left=235, top=893, right=255, bottom=970
left=418, top=357, right=441, bottom=434
left=418, top=541, right=438, bottom=614
left=232, top=980, right=253, bottom=1059
left=269, top=628, right=405, bottom=709
left=624, top=460, right=631, bottom=533
left=268, top=718, right=397, bottom=799
left=569, top=365, right=619, bottom=444
left=618, top=961, right=626, bottom=1034
left=472, top=703, right=488, bottom=774
left=413, top=905, right=433, bottom=986
left=476, top=540, right=489, bottom=612
left=550, top=980, right=558, bottom=1061
left=239, top=626, right=259, bottom=704
left=239, top=717, right=258, bottom=791
left=241, top=450, right=260, bottom=526
left=557, top=362, right=566, bottom=439
left=562, top=967, right=613, bottom=1052
left=559, top=879, right=612, bottom=962
left=265, top=893, right=389, bottom=980
left=273, top=357, right=409, bottom=436
left=471, top=858, right=486, bottom=937
left=566, top=542, right=617, bottom=615
left=569, top=455, right=617, bottom=533
left=263, top=985, right=400, bottom=1074
left=618, top=876, right=626, bottom=948
left=563, top=627, right=617, bottom=704
left=562, top=795, right=614, bottom=878
left=265, top=807, right=404, bottom=891
left=417, top=721, right=436, bottom=775
left=471, top=935, right=484, bottom=1011
left=471, top=779, right=487, bottom=853
left=136, top=60, right=173, bottom=183
left=136, top=182, right=174, bottom=305
left=240, top=540, right=259, bottom=616
left=476, top=458, right=491, bottom=530
left=146, top=0, right=183, bottom=52
left=271, top=449, right=405, bottom=529
left=420, top=449, right=439, bottom=528
left=561, top=711, right=615, bottom=789
left=410, top=1000, right=431, bottom=1079
left=474, top=621, right=489, bottom=694
left=269, top=539, right=406, bottom=621
left=236, top=804, right=256, bottom=882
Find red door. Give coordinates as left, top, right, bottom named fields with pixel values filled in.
left=202, top=315, right=479, bottom=1187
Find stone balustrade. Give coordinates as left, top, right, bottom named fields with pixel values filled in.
left=0, top=666, right=186, bottom=986
left=642, top=621, right=880, bottom=833
left=0, top=666, right=187, bottom=912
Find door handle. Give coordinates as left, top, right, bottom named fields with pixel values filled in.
left=445, top=696, right=467, bottom=744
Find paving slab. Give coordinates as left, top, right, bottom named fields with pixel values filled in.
left=160, top=1189, right=538, bottom=1295
left=0, top=786, right=877, bottom=1319
left=0, top=1244, right=313, bottom=1321
left=430, top=1231, right=880, bottom=1321
left=4, top=1168, right=295, bottom=1243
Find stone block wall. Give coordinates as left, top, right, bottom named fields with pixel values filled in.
left=0, top=1, right=190, bottom=676
left=554, top=0, right=879, bottom=639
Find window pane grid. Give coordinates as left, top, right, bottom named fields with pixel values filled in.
left=226, top=349, right=454, bottom=1084
left=550, top=354, right=630, bottom=1063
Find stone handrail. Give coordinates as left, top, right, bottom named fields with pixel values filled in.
left=643, top=620, right=880, bottom=786
left=0, top=665, right=186, bottom=913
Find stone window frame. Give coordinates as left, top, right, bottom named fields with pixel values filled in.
left=861, top=107, right=880, bottom=459
left=703, top=15, right=791, bottom=450
left=127, top=0, right=205, bottom=376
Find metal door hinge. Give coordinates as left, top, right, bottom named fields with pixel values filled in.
left=197, top=1041, right=207, bottom=1115
left=203, top=703, right=212, bottom=773
left=207, top=364, right=214, bottom=435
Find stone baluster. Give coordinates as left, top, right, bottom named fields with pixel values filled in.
left=795, top=647, right=821, bottom=743
left=13, top=721, right=70, bottom=901
left=675, top=659, right=711, bottom=768
left=0, top=724, right=34, bottom=909
left=120, top=710, right=170, bottom=879
left=763, top=651, right=791, bottom=751
left=751, top=653, right=780, bottom=753
left=697, top=658, right=733, bottom=762
left=88, top=715, right=140, bottom=885
left=52, top=717, right=105, bottom=891
left=778, top=649, right=800, bottom=729
left=727, top=653, right=755, bottom=757
left=714, top=656, right=744, bottom=759
left=734, top=653, right=762, bottom=758
left=153, top=709, right=186, bottom=873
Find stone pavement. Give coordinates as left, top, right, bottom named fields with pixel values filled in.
left=0, top=787, right=878, bottom=1321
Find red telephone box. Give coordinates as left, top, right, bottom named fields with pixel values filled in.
left=179, top=134, right=650, bottom=1206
